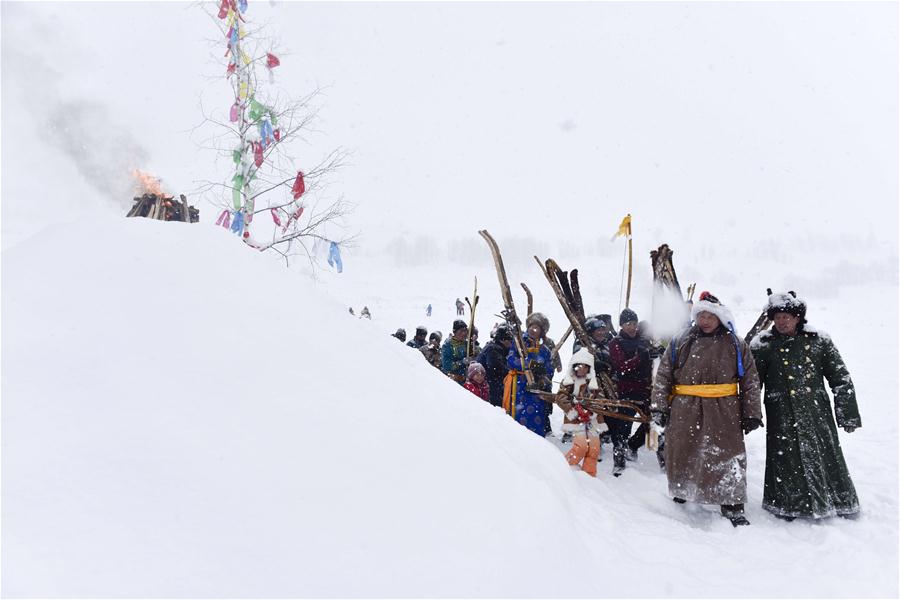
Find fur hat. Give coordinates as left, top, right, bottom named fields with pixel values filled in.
left=765, top=291, right=807, bottom=322
left=525, top=312, right=550, bottom=336
left=393, top=328, right=407, bottom=342
left=415, top=326, right=427, bottom=337
left=492, top=324, right=513, bottom=341
left=691, top=291, right=737, bottom=331
left=452, top=319, right=468, bottom=332
left=429, top=331, right=442, bottom=342
left=466, top=361, right=486, bottom=380
left=561, top=348, right=599, bottom=390
left=619, top=308, right=638, bottom=325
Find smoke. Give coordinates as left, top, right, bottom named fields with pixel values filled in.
left=45, top=100, right=150, bottom=208
left=650, top=282, right=690, bottom=341
left=2, top=4, right=150, bottom=211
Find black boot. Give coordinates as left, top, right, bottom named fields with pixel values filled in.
left=673, top=497, right=687, bottom=504
left=612, top=450, right=626, bottom=477
left=774, top=514, right=795, bottom=522
left=721, top=504, right=750, bottom=526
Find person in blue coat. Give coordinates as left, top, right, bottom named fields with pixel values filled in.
left=504, top=312, right=554, bottom=436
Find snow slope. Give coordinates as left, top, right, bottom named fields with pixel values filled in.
left=3, top=217, right=897, bottom=597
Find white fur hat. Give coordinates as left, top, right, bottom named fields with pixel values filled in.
left=691, top=291, right=737, bottom=332
left=562, top=347, right=599, bottom=389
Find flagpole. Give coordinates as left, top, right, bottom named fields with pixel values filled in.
left=625, top=215, right=633, bottom=308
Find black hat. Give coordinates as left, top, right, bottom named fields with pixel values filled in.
left=453, top=319, right=468, bottom=332
left=619, top=308, right=638, bottom=325
left=585, top=317, right=604, bottom=334
left=393, top=328, right=407, bottom=342
left=415, top=326, right=427, bottom=337
left=493, top=324, right=513, bottom=341
left=429, top=330, right=443, bottom=342
left=765, top=291, right=807, bottom=322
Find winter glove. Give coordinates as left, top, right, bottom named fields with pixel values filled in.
left=574, top=403, right=592, bottom=423
left=530, top=362, right=547, bottom=379
left=741, top=417, right=764, bottom=435
left=843, top=425, right=857, bottom=433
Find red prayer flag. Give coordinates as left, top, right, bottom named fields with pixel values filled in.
left=266, top=53, right=281, bottom=69
left=291, top=171, right=305, bottom=200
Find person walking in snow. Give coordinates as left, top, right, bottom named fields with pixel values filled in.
left=750, top=291, right=861, bottom=521
left=442, top=320, right=470, bottom=384
left=476, top=325, right=513, bottom=408
left=455, top=298, right=465, bottom=316
left=407, top=326, right=428, bottom=349
left=608, top=308, right=655, bottom=475
left=650, top=291, right=763, bottom=526
left=426, top=303, right=432, bottom=317
left=504, top=312, right=554, bottom=436
left=464, top=362, right=491, bottom=403
left=556, top=349, right=609, bottom=477
left=361, top=306, right=371, bottom=319
left=575, top=314, right=615, bottom=376
left=421, top=331, right=443, bottom=370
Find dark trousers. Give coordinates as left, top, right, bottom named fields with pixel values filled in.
left=606, top=408, right=636, bottom=454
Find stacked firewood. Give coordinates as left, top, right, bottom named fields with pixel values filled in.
left=127, top=194, right=199, bottom=223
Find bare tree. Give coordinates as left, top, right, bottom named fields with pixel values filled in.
left=193, top=0, right=355, bottom=268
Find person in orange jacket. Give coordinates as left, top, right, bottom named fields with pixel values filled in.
left=556, top=348, right=609, bottom=477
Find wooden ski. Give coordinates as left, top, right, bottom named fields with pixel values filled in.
left=465, top=277, right=479, bottom=357
left=520, top=282, right=533, bottom=316
left=744, top=288, right=774, bottom=344
left=478, top=230, right=534, bottom=386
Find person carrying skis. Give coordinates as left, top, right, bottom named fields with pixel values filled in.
left=750, top=291, right=861, bottom=521
left=464, top=362, right=491, bottom=402
left=442, top=319, right=469, bottom=384
left=504, top=312, right=553, bottom=436
left=650, top=291, right=763, bottom=526
left=407, top=326, right=428, bottom=349
left=607, top=308, right=655, bottom=475
left=556, top=348, right=609, bottom=477
left=575, top=314, right=615, bottom=375
left=476, top=324, right=513, bottom=408
left=420, top=331, right=443, bottom=369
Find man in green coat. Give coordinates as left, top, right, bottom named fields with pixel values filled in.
left=750, top=291, right=861, bottom=520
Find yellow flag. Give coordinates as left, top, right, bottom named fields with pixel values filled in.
left=612, top=214, right=632, bottom=240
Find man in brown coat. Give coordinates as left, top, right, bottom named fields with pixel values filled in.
left=651, top=291, right=763, bottom=526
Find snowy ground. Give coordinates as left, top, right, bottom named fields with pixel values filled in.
left=2, top=217, right=897, bottom=597
left=3, top=2, right=898, bottom=597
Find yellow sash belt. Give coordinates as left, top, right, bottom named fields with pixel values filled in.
left=502, top=370, right=526, bottom=418
left=670, top=383, right=738, bottom=398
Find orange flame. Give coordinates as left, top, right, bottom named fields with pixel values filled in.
left=131, top=169, right=167, bottom=197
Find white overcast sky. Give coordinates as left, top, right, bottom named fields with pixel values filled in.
left=2, top=1, right=897, bottom=255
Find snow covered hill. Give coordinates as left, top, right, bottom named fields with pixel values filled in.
left=2, top=217, right=897, bottom=597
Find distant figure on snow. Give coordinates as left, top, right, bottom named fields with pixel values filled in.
left=361, top=306, right=371, bottom=319
left=455, top=298, right=465, bottom=316
left=349, top=307, right=355, bottom=316
left=426, top=304, right=432, bottom=317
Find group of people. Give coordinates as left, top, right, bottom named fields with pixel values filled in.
left=392, top=290, right=861, bottom=526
